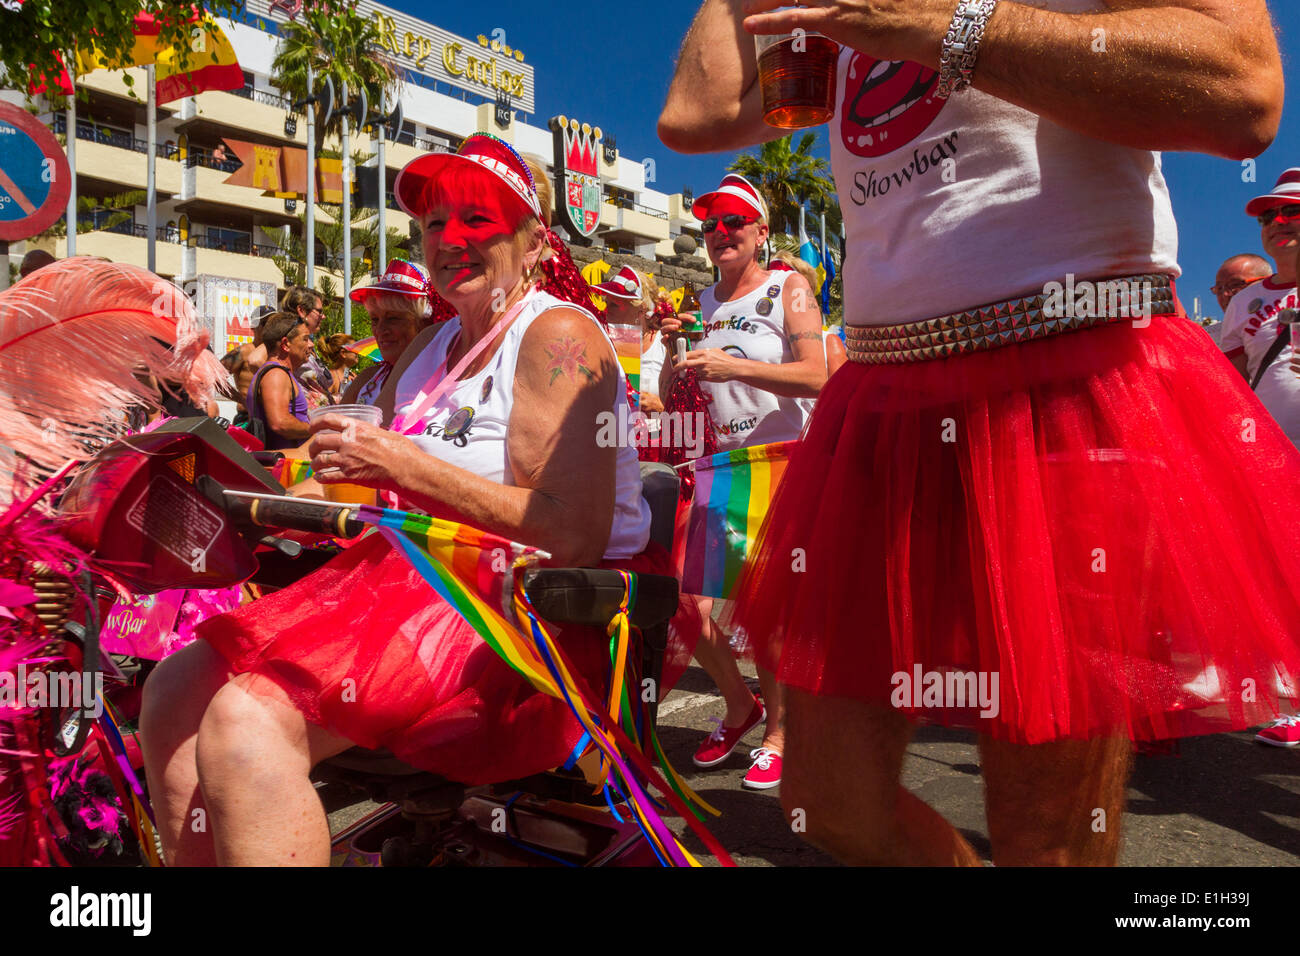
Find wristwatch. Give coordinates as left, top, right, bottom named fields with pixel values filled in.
left=937, top=0, right=999, bottom=99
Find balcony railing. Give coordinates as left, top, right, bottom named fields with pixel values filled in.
left=392, top=130, right=453, bottom=153
left=52, top=114, right=179, bottom=160
left=75, top=219, right=185, bottom=243
left=189, top=233, right=280, bottom=257
left=228, top=84, right=290, bottom=110
left=186, top=145, right=242, bottom=173
left=604, top=194, right=669, bottom=221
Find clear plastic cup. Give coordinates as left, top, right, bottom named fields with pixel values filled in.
left=754, top=29, right=838, bottom=129
left=307, top=404, right=383, bottom=505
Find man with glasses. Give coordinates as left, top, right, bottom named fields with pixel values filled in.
left=1211, top=254, right=1272, bottom=315
left=1219, top=169, right=1300, bottom=447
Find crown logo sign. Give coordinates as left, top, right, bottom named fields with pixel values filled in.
left=552, top=116, right=601, bottom=178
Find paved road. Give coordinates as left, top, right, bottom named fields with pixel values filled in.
left=325, top=660, right=1300, bottom=866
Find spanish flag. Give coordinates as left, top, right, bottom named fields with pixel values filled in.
left=76, top=9, right=242, bottom=104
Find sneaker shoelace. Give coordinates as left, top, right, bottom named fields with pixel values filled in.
left=1265, top=714, right=1300, bottom=729
left=749, top=747, right=780, bottom=770
left=705, top=716, right=727, bottom=742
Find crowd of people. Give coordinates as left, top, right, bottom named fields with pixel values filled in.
left=10, top=0, right=1300, bottom=869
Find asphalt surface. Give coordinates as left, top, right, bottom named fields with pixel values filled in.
left=324, top=660, right=1300, bottom=867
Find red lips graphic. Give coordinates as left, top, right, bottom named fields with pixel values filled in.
left=840, top=55, right=945, bottom=158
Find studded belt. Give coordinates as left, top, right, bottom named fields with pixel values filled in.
left=846, top=274, right=1176, bottom=364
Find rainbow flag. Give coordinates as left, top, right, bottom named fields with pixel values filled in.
left=617, top=352, right=640, bottom=391
left=343, top=503, right=732, bottom=866
left=345, top=336, right=382, bottom=368
left=271, top=457, right=313, bottom=488
left=681, top=441, right=793, bottom=599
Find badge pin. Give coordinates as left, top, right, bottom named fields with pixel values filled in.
left=480, top=375, right=493, bottom=404
left=1248, top=298, right=1264, bottom=314
left=443, top=406, right=476, bottom=440
left=766, top=285, right=781, bottom=298
left=756, top=298, right=773, bottom=316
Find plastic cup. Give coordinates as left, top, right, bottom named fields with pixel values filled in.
left=307, top=404, right=382, bottom=505
left=754, top=29, right=838, bottom=129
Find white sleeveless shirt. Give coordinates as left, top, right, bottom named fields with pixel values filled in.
left=832, top=0, right=1179, bottom=325
left=393, top=289, right=651, bottom=560
left=698, top=269, right=811, bottom=450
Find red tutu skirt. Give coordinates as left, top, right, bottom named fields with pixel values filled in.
left=729, top=315, right=1300, bottom=744
left=200, top=534, right=696, bottom=784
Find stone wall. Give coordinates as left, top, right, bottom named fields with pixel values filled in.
left=568, top=244, right=713, bottom=291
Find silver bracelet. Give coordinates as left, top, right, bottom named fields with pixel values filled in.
left=936, top=0, right=999, bottom=99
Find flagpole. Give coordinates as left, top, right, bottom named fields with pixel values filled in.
left=65, top=53, right=76, bottom=257
left=146, top=64, right=157, bottom=273
left=377, top=86, right=386, bottom=273
left=342, top=78, right=352, bottom=335
left=305, top=62, right=315, bottom=292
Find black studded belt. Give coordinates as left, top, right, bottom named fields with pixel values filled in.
left=846, top=274, right=1176, bottom=364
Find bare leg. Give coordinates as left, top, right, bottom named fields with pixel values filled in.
left=782, top=687, right=981, bottom=866
left=195, top=675, right=353, bottom=866
left=980, top=734, right=1132, bottom=866
left=755, top=664, right=785, bottom=753
left=690, top=595, right=758, bottom=725
left=139, top=640, right=232, bottom=866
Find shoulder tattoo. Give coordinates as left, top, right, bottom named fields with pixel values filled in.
left=543, top=336, right=597, bottom=386
left=788, top=330, right=823, bottom=343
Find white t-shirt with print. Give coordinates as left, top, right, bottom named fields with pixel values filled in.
left=1219, top=276, right=1300, bottom=447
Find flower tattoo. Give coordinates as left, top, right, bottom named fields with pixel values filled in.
left=544, top=336, right=596, bottom=386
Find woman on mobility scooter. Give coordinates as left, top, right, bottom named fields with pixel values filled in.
left=141, top=134, right=692, bottom=866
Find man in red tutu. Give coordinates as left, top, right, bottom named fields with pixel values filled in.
left=661, top=0, right=1298, bottom=865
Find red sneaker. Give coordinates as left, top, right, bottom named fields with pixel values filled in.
left=692, top=697, right=766, bottom=768
left=742, top=748, right=782, bottom=790
left=1255, top=715, right=1300, bottom=747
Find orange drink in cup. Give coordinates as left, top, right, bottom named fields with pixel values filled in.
left=307, top=403, right=383, bottom=506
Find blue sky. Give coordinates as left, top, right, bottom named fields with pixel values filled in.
left=412, top=0, right=1298, bottom=320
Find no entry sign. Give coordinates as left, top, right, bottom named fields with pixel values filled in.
left=0, top=101, right=72, bottom=242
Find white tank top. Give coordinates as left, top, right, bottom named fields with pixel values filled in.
left=393, top=289, right=651, bottom=560
left=832, top=0, right=1179, bottom=326
left=698, top=269, right=810, bottom=450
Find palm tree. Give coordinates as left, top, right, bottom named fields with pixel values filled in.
left=728, top=133, right=837, bottom=235
left=271, top=0, right=399, bottom=143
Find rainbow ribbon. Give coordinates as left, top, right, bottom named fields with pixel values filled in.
left=355, top=504, right=732, bottom=865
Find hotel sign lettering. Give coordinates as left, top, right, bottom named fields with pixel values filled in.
left=242, top=0, right=536, bottom=113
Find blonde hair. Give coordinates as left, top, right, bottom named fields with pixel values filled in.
left=319, top=333, right=356, bottom=369
left=772, top=250, right=819, bottom=290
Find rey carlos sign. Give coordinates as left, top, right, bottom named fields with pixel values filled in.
left=243, top=0, right=536, bottom=113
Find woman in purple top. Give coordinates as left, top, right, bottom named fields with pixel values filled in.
left=246, top=314, right=312, bottom=450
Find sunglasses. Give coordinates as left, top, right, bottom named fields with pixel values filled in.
left=1257, top=203, right=1300, bottom=227
left=702, top=214, right=758, bottom=234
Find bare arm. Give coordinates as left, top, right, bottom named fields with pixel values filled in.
left=659, top=0, right=791, bottom=154
left=667, top=0, right=1282, bottom=159
left=259, top=367, right=312, bottom=441
left=311, top=310, right=619, bottom=566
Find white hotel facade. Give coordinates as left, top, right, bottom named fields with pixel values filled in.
left=5, top=1, right=703, bottom=345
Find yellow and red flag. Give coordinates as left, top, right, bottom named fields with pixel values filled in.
left=75, top=9, right=242, bottom=104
